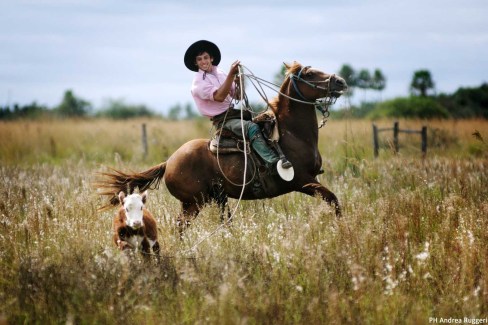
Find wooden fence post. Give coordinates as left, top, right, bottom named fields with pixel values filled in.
left=373, top=122, right=427, bottom=158
left=421, top=126, right=427, bottom=158
left=142, top=123, right=148, bottom=159
left=393, top=121, right=399, bottom=154
left=373, top=124, right=379, bottom=158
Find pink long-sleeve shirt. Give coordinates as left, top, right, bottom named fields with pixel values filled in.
left=191, top=66, right=235, bottom=118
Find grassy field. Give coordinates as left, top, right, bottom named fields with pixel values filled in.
left=0, top=118, right=487, bottom=324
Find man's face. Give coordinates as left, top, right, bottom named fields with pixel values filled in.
left=195, top=51, right=213, bottom=72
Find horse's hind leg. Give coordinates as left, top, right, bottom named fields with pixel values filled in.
left=177, top=202, right=200, bottom=238
left=300, top=182, right=341, bottom=217
left=218, top=196, right=231, bottom=224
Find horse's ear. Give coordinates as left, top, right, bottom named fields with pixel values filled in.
left=118, top=191, right=126, bottom=204
left=141, top=191, right=148, bottom=204
left=283, top=62, right=291, bottom=70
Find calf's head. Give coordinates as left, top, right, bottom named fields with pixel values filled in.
left=118, top=191, right=147, bottom=229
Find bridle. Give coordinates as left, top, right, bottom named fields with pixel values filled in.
left=289, top=66, right=327, bottom=100
left=288, top=65, right=338, bottom=128
left=237, top=64, right=343, bottom=129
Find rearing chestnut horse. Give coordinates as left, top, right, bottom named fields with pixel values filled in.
left=96, top=62, right=347, bottom=233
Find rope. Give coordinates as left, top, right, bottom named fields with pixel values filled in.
left=183, top=65, right=250, bottom=255
left=239, top=66, right=316, bottom=105
left=239, top=64, right=335, bottom=128
left=213, top=70, right=256, bottom=187
left=239, top=65, right=273, bottom=108
left=175, top=63, right=338, bottom=257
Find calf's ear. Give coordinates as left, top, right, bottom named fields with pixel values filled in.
left=118, top=191, right=126, bottom=204
left=141, top=191, right=148, bottom=204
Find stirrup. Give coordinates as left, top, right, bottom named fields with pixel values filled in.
left=277, top=160, right=294, bottom=181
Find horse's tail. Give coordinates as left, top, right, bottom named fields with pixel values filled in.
left=95, top=162, right=167, bottom=211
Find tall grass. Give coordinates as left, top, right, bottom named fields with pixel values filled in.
left=0, top=118, right=487, bottom=324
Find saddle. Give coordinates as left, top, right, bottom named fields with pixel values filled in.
left=208, top=109, right=278, bottom=154
left=208, top=109, right=294, bottom=194
left=209, top=129, right=250, bottom=154
left=208, top=109, right=281, bottom=197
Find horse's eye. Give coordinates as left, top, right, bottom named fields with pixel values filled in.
left=305, top=70, right=313, bottom=77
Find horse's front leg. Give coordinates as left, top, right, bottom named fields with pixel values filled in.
left=176, top=201, right=200, bottom=238
left=300, top=182, right=341, bottom=217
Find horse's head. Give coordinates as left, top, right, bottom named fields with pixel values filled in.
left=118, top=191, right=147, bottom=229
left=284, top=62, right=348, bottom=101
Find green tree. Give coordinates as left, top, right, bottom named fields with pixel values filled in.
left=56, top=90, right=91, bottom=117
left=338, top=64, right=357, bottom=98
left=437, top=83, right=488, bottom=118
left=410, top=69, right=435, bottom=97
left=371, top=69, right=387, bottom=101
left=357, top=69, right=372, bottom=102
left=184, top=103, right=198, bottom=119
left=357, top=69, right=372, bottom=89
left=371, top=69, right=386, bottom=91
left=338, top=64, right=357, bottom=87
left=96, top=99, right=155, bottom=119
left=368, top=96, right=449, bottom=119
left=167, top=103, right=182, bottom=120
left=0, top=102, right=50, bottom=120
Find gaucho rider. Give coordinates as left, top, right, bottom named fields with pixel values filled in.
left=184, top=40, right=292, bottom=172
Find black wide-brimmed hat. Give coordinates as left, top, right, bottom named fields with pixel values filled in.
left=184, top=40, right=221, bottom=72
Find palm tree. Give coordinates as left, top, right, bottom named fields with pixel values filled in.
left=410, top=70, right=435, bottom=97
left=371, top=69, right=386, bottom=101
left=338, top=64, right=357, bottom=99
left=357, top=69, right=372, bottom=102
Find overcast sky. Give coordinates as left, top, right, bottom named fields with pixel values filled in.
left=1, top=0, right=487, bottom=113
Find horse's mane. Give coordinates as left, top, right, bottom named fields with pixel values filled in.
left=269, top=62, right=303, bottom=112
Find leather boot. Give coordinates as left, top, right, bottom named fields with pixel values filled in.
left=250, top=134, right=280, bottom=166
left=280, top=159, right=293, bottom=169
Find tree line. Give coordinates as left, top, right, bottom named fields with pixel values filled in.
left=335, top=64, right=487, bottom=119
left=0, top=90, right=199, bottom=120
left=2, top=66, right=487, bottom=120
left=338, top=64, right=386, bottom=99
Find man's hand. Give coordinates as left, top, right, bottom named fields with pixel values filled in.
left=214, top=60, right=241, bottom=102
left=229, top=60, right=241, bottom=76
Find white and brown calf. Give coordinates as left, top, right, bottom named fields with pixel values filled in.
left=113, top=191, right=159, bottom=258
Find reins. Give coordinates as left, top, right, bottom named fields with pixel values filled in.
left=239, top=64, right=336, bottom=128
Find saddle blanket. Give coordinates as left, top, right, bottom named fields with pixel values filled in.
left=209, top=136, right=250, bottom=154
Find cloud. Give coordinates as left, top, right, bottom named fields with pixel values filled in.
left=1, top=0, right=487, bottom=111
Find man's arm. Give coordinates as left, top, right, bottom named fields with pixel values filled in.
left=213, top=60, right=240, bottom=102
